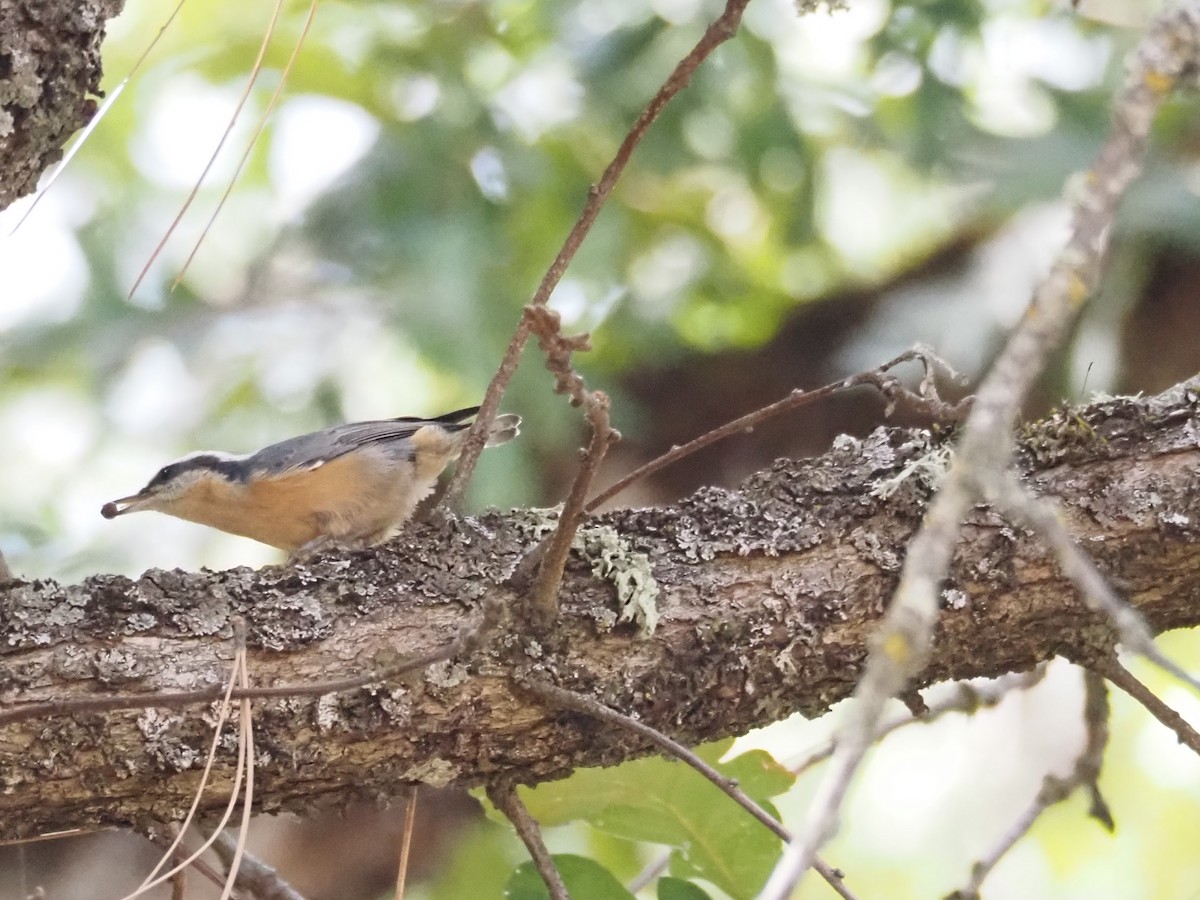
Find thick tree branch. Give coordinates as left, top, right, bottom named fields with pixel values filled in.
left=0, top=382, right=1198, bottom=840
left=0, top=0, right=122, bottom=211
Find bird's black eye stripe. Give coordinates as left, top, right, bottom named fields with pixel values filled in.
left=148, top=463, right=182, bottom=488
left=146, top=456, right=247, bottom=489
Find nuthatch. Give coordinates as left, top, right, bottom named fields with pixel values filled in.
left=101, top=406, right=520, bottom=555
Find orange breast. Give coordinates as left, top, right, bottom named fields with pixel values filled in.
left=240, top=453, right=385, bottom=550
left=167, top=453, right=387, bottom=551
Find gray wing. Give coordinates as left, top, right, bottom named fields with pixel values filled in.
left=246, top=413, right=474, bottom=474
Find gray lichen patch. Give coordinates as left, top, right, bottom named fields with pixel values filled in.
left=93, top=644, right=164, bottom=686
left=425, top=659, right=470, bottom=689
left=870, top=444, right=953, bottom=500
left=1018, top=387, right=1200, bottom=467
left=136, top=709, right=205, bottom=774
left=401, top=756, right=460, bottom=787
left=573, top=525, right=660, bottom=635
left=636, top=426, right=946, bottom=567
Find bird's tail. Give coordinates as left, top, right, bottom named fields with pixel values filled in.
left=485, top=413, right=521, bottom=448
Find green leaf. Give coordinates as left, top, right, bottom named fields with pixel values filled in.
left=505, top=854, right=634, bottom=900
left=657, top=877, right=715, bottom=900
left=694, top=743, right=795, bottom=798
left=516, top=740, right=794, bottom=899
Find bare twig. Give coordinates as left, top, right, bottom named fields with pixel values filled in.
left=626, top=854, right=671, bottom=894
left=147, top=827, right=228, bottom=892
left=523, top=679, right=857, bottom=900
left=395, top=787, right=418, bottom=900
left=526, top=400, right=611, bottom=619
left=443, top=0, right=753, bottom=506
left=523, top=679, right=787, bottom=838
left=987, top=472, right=1200, bottom=692
left=128, top=702, right=249, bottom=893
left=950, top=670, right=1112, bottom=899
left=1092, top=656, right=1200, bottom=758
left=0, top=600, right=502, bottom=727
left=586, top=345, right=968, bottom=513
left=210, top=830, right=305, bottom=900
left=524, top=305, right=595, bottom=405
left=487, top=781, right=569, bottom=900
left=516, top=306, right=621, bottom=620
left=787, top=669, right=1046, bottom=776
left=758, top=8, right=1200, bottom=896
left=169, top=868, right=186, bottom=900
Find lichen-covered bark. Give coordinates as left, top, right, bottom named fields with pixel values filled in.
left=1, top=380, right=1198, bottom=840
left=0, top=0, right=122, bottom=209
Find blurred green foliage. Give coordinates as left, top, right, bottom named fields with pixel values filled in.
left=2, top=0, right=1199, bottom=898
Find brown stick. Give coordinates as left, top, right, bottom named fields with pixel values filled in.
left=395, top=787, right=418, bottom=900
left=443, top=0, right=752, bottom=506
left=523, top=679, right=859, bottom=900
left=586, top=345, right=968, bottom=512
left=488, top=781, right=569, bottom=900
left=950, top=670, right=1112, bottom=899
left=1092, top=656, right=1200, bottom=758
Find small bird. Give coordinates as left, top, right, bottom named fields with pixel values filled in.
left=101, top=406, right=520, bottom=555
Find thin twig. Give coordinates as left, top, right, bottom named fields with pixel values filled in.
left=626, top=854, right=671, bottom=894
left=757, top=9, right=1200, bottom=896
left=395, top=787, right=418, bottom=900
left=526, top=403, right=611, bottom=619
left=127, top=645, right=251, bottom=898
left=443, top=0, right=752, bottom=506
left=524, top=305, right=595, bottom=405
left=524, top=679, right=787, bottom=837
left=170, top=868, right=186, bottom=900
left=0, top=602, right=501, bottom=727
left=147, top=827, right=228, bottom=892
left=1091, top=655, right=1200, bottom=758
left=787, top=669, right=1046, bottom=776
left=586, top=345, right=968, bottom=512
left=522, top=679, right=857, bottom=900
left=987, top=472, right=1200, bottom=692
left=516, top=306, right=621, bottom=620
left=950, top=670, right=1112, bottom=899
left=488, top=781, right=569, bottom=900
left=211, top=830, right=306, bottom=900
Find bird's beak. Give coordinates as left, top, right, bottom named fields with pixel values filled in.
left=101, top=492, right=152, bottom=519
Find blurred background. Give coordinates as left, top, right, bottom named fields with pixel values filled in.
left=2, top=0, right=1199, bottom=896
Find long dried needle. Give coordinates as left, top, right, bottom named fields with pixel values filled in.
left=128, top=0, right=287, bottom=298
left=172, top=0, right=319, bottom=288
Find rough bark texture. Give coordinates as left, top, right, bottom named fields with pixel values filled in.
left=1, top=380, right=1198, bottom=840
left=0, top=0, right=122, bottom=209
